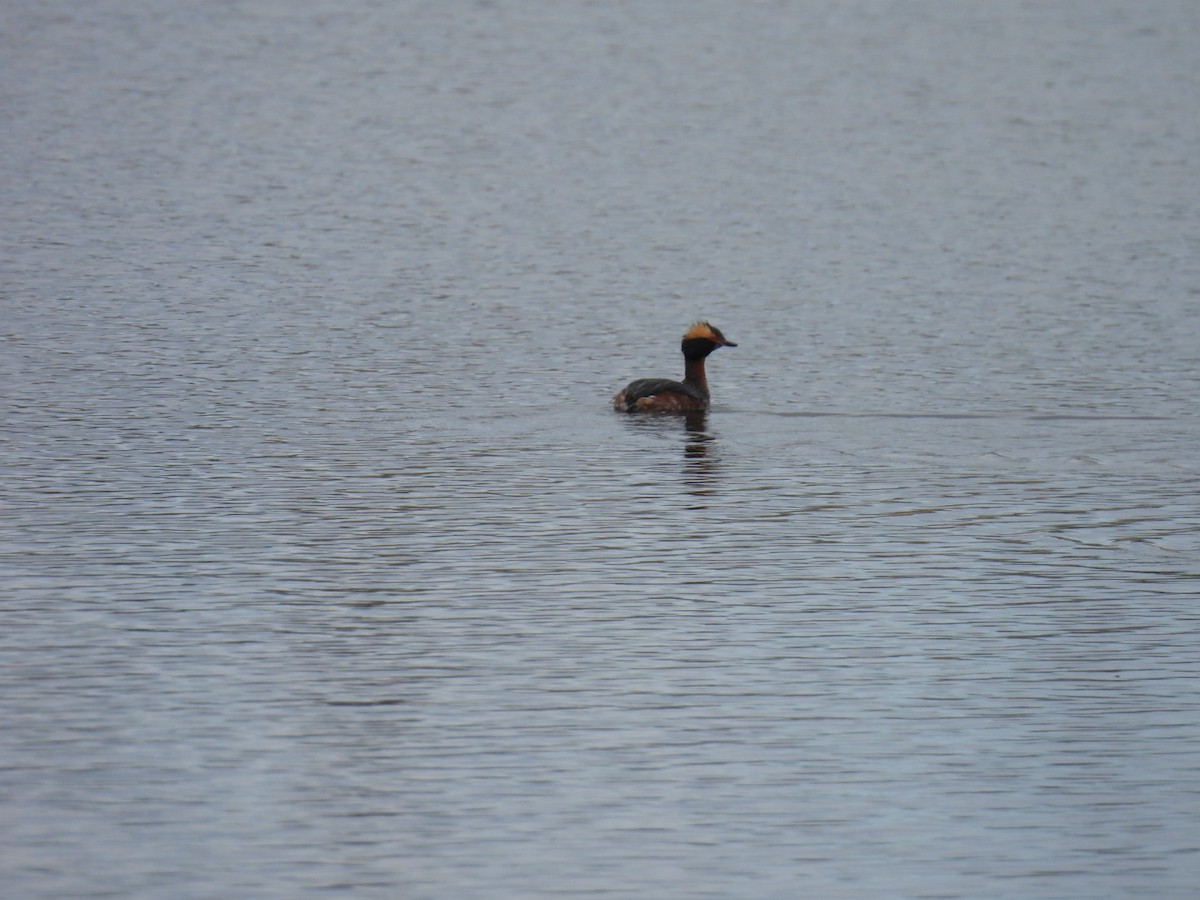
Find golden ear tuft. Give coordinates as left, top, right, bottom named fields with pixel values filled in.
left=682, top=321, right=717, bottom=341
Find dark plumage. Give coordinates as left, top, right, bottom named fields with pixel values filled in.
left=612, top=322, right=736, bottom=413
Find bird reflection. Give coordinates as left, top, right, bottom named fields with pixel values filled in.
left=681, top=410, right=718, bottom=494
left=619, top=410, right=721, bottom=495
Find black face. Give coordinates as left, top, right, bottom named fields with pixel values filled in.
left=681, top=325, right=736, bottom=359
left=682, top=336, right=722, bottom=359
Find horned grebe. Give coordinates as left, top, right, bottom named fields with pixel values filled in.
left=611, top=321, right=737, bottom=413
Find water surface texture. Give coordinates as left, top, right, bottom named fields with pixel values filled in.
left=3, top=2, right=1200, bottom=898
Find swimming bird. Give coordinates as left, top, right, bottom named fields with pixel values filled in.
left=611, top=321, right=737, bottom=413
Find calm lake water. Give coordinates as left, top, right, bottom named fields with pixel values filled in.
left=3, top=1, right=1199, bottom=897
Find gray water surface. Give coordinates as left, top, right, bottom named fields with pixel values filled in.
left=3, top=2, right=1200, bottom=898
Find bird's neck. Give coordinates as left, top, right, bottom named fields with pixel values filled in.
left=683, top=356, right=709, bottom=396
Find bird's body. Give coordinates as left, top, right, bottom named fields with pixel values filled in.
left=611, top=322, right=736, bottom=413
